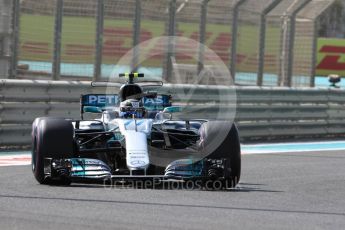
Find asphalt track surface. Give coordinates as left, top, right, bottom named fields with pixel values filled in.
left=0, top=151, right=344, bottom=230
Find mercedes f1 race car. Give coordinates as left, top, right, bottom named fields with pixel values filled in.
left=31, top=73, right=241, bottom=189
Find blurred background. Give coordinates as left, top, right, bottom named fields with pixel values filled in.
left=1, top=0, right=344, bottom=87
left=2, top=0, right=345, bottom=145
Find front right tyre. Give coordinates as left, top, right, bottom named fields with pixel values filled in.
left=32, top=118, right=74, bottom=185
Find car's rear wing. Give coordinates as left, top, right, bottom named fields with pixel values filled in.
left=80, top=94, right=172, bottom=119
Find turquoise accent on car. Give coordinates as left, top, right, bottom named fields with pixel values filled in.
left=165, top=159, right=204, bottom=177
left=83, top=106, right=103, bottom=113
left=163, top=106, right=183, bottom=113
left=112, top=133, right=124, bottom=141
left=68, top=158, right=112, bottom=178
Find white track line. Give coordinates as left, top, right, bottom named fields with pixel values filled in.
left=242, top=140, right=345, bottom=147
left=242, top=148, right=345, bottom=155
left=0, top=154, right=31, bottom=167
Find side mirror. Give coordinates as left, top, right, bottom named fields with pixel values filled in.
left=155, top=112, right=172, bottom=121
left=328, top=74, right=341, bottom=88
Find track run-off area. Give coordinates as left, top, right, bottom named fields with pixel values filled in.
left=0, top=141, right=345, bottom=229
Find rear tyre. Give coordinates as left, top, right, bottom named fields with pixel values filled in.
left=32, top=118, right=74, bottom=185
left=199, top=121, right=241, bottom=188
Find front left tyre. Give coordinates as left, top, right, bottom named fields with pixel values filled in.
left=198, top=121, right=241, bottom=189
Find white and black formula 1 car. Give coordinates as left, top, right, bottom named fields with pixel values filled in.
left=31, top=73, right=241, bottom=189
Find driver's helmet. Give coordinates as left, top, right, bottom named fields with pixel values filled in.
left=119, top=99, right=146, bottom=118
